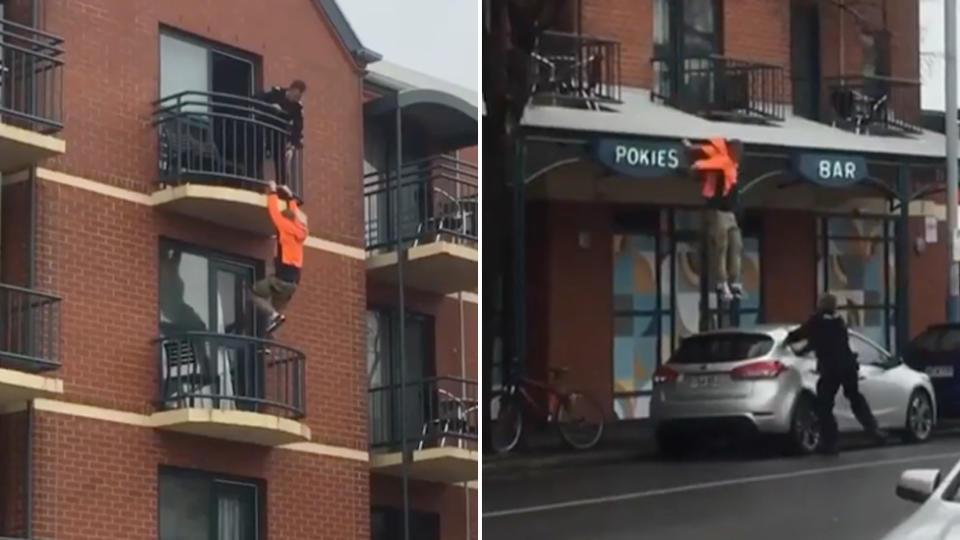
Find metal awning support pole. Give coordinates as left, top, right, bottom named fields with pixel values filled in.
left=392, top=102, right=410, bottom=540
left=946, top=0, right=960, bottom=321
left=897, top=165, right=911, bottom=352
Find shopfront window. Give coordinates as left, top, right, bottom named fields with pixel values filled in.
left=612, top=208, right=762, bottom=420
left=816, top=216, right=896, bottom=350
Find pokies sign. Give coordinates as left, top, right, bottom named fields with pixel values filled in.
left=592, top=138, right=687, bottom=178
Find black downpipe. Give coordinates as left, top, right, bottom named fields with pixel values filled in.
left=25, top=400, right=33, bottom=539
left=27, top=168, right=36, bottom=288
left=896, top=164, right=911, bottom=353
left=391, top=98, right=410, bottom=540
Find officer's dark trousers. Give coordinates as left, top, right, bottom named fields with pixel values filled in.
left=816, top=365, right=879, bottom=449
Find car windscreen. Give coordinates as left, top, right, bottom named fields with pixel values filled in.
left=904, top=327, right=960, bottom=367
left=669, top=333, right=775, bottom=364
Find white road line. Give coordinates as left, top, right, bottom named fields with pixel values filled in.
left=483, top=451, right=960, bottom=518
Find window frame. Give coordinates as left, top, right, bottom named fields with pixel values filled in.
left=157, top=237, right=263, bottom=337
left=158, top=465, right=265, bottom=540
left=158, top=25, right=261, bottom=99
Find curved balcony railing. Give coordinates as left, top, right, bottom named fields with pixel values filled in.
left=156, top=331, right=305, bottom=419
left=363, top=155, right=478, bottom=252
left=0, top=18, right=64, bottom=133
left=821, top=75, right=922, bottom=135
left=0, top=283, right=61, bottom=372
left=152, top=90, right=304, bottom=202
left=369, top=376, right=477, bottom=452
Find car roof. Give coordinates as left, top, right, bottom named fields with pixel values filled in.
left=692, top=323, right=889, bottom=353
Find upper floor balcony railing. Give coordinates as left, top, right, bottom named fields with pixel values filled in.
left=364, top=155, right=478, bottom=253
left=530, top=30, right=622, bottom=109
left=651, top=55, right=786, bottom=123
left=369, top=376, right=478, bottom=453
left=152, top=91, right=304, bottom=202
left=0, top=283, right=61, bottom=373
left=156, top=331, right=305, bottom=419
left=822, top=75, right=922, bottom=135
left=0, top=18, right=63, bottom=133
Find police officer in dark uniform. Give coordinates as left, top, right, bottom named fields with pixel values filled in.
left=785, top=293, right=887, bottom=454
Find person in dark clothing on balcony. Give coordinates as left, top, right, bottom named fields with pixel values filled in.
left=784, top=293, right=887, bottom=455
left=250, top=181, right=308, bottom=334
left=254, top=80, right=306, bottom=190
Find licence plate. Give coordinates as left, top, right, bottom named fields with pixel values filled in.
left=689, top=375, right=722, bottom=389
left=926, top=366, right=955, bottom=378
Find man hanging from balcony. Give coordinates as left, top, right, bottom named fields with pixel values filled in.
left=254, top=80, right=306, bottom=192
left=682, top=137, right=744, bottom=302
left=250, top=181, right=308, bottom=334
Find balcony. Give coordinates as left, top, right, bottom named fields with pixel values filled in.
left=0, top=19, right=65, bottom=172
left=150, top=91, right=307, bottom=236
left=364, top=156, right=477, bottom=294
left=821, top=75, right=922, bottom=136
left=0, top=284, right=63, bottom=405
left=369, top=376, right=477, bottom=484
left=530, top=30, right=621, bottom=109
left=151, top=332, right=310, bottom=446
left=651, top=55, right=786, bottom=123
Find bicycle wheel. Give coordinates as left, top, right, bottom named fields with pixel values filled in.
left=555, top=391, right=605, bottom=450
left=491, top=393, right=523, bottom=454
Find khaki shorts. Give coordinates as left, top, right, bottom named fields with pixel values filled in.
left=251, top=276, right=298, bottom=312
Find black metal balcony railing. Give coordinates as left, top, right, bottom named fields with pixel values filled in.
left=369, top=376, right=477, bottom=452
left=364, top=155, right=478, bottom=252
left=822, top=75, right=922, bottom=135
left=0, top=283, right=61, bottom=372
left=156, top=332, right=305, bottom=419
left=152, top=91, right=304, bottom=202
left=530, top=30, right=621, bottom=107
left=0, top=18, right=63, bottom=133
left=651, top=55, right=786, bottom=122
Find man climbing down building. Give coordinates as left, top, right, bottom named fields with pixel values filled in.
left=255, top=80, right=306, bottom=191
left=250, top=181, right=308, bottom=334
left=682, top=137, right=744, bottom=302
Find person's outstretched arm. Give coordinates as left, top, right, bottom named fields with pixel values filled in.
left=785, top=317, right=814, bottom=345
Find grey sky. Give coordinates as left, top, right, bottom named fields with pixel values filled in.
left=338, top=1, right=479, bottom=91
left=921, top=0, right=957, bottom=110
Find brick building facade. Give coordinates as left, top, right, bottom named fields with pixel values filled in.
left=508, top=0, right=950, bottom=426
left=0, top=0, right=477, bottom=538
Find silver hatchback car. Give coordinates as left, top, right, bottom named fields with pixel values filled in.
left=650, top=325, right=936, bottom=455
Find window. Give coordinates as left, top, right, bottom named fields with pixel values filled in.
left=158, top=240, right=262, bottom=411
left=816, top=216, right=896, bottom=350
left=652, top=0, right=722, bottom=101
left=670, top=333, right=774, bottom=364
left=159, top=30, right=256, bottom=102
left=611, top=209, right=763, bottom=419
left=159, top=240, right=258, bottom=336
left=850, top=334, right=886, bottom=366
left=371, top=506, right=439, bottom=540
left=367, top=308, right=436, bottom=450
left=159, top=467, right=262, bottom=540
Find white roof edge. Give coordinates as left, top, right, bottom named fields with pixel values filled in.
left=366, top=60, right=479, bottom=109
left=520, top=86, right=951, bottom=160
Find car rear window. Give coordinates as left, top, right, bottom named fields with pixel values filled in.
left=909, top=327, right=960, bottom=353
left=669, top=333, right=775, bottom=364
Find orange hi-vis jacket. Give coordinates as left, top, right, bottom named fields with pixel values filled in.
left=691, top=137, right=739, bottom=198
left=268, top=193, right=308, bottom=282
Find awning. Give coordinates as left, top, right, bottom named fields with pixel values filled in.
left=365, top=88, right=478, bottom=154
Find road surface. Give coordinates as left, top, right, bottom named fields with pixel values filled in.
left=483, top=436, right=960, bottom=540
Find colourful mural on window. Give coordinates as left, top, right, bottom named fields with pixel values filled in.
left=612, top=210, right=762, bottom=420
left=816, top=217, right=896, bottom=350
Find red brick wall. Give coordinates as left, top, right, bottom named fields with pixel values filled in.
left=0, top=411, right=27, bottom=537
left=42, top=0, right=364, bottom=246
left=370, top=475, right=477, bottom=540
left=580, top=0, right=654, bottom=88
left=0, top=181, right=29, bottom=285
left=762, top=211, right=817, bottom=323
left=33, top=180, right=368, bottom=450
left=29, top=411, right=370, bottom=540
left=910, top=215, right=947, bottom=337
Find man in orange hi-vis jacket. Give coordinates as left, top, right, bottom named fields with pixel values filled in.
left=682, top=137, right=744, bottom=301
left=250, top=180, right=308, bottom=334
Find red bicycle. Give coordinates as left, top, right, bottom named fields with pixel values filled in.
left=491, top=366, right=605, bottom=453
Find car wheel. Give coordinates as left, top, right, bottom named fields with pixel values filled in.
left=786, top=394, right=820, bottom=455
left=902, top=389, right=934, bottom=443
